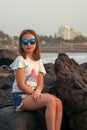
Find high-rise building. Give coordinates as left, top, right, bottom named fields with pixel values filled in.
left=58, top=25, right=82, bottom=40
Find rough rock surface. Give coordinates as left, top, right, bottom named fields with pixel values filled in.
left=54, top=53, right=87, bottom=130
left=0, top=106, right=46, bottom=130
left=0, top=49, right=87, bottom=130
left=0, top=49, right=18, bottom=66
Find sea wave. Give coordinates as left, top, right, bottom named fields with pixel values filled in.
left=41, top=52, right=87, bottom=64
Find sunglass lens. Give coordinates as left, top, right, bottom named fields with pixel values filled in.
left=30, top=39, right=36, bottom=44
left=22, top=39, right=28, bottom=45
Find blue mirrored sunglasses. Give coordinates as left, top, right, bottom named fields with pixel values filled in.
left=21, top=38, right=36, bottom=45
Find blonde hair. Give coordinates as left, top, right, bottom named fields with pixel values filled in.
left=19, top=29, right=40, bottom=60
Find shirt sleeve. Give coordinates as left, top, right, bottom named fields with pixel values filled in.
left=10, top=56, right=28, bottom=70
left=39, top=59, right=46, bottom=75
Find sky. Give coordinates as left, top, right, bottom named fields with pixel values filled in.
left=0, top=0, right=87, bottom=37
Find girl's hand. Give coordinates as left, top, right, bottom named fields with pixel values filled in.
left=32, top=89, right=42, bottom=102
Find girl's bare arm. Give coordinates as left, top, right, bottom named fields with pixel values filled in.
left=15, top=68, right=34, bottom=94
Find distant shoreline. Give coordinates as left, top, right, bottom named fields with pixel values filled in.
left=41, top=50, right=87, bottom=53
left=0, top=43, right=87, bottom=53
left=40, top=46, right=87, bottom=53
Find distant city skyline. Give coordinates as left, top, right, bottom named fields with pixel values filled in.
left=0, top=0, right=87, bottom=36
left=58, top=25, right=84, bottom=40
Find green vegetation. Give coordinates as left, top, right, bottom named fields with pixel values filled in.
left=39, top=35, right=87, bottom=44
left=0, top=30, right=87, bottom=45
left=0, top=31, right=9, bottom=39
left=72, top=35, right=87, bottom=43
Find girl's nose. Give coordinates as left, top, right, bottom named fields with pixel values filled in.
left=27, top=42, right=31, bottom=45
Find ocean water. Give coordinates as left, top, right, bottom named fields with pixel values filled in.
left=41, top=52, right=87, bottom=64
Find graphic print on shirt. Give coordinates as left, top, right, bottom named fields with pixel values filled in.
left=25, top=69, right=38, bottom=87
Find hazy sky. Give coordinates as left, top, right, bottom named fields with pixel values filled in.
left=0, top=0, right=87, bottom=36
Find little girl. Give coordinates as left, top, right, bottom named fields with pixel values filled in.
left=10, top=29, right=63, bottom=130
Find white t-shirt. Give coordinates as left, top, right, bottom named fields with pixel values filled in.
left=10, top=56, right=46, bottom=93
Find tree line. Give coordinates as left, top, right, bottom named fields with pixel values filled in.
left=0, top=30, right=87, bottom=43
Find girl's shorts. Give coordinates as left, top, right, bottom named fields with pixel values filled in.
left=12, top=92, right=27, bottom=111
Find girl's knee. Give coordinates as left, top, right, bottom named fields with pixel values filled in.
left=56, top=98, right=63, bottom=108
left=47, top=95, right=57, bottom=108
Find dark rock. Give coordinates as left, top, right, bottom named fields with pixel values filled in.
left=0, top=73, right=14, bottom=88
left=44, top=63, right=55, bottom=76
left=0, top=106, right=46, bottom=130
left=81, top=62, right=87, bottom=73
left=54, top=53, right=87, bottom=130
left=0, top=49, right=18, bottom=66
left=70, top=110, right=87, bottom=130
left=0, top=74, right=14, bottom=108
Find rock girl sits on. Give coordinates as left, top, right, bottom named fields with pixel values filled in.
left=10, top=29, right=63, bottom=130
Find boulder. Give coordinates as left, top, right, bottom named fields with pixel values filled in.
left=0, top=49, right=18, bottom=66
left=0, top=106, right=46, bottom=130
left=54, top=53, right=87, bottom=130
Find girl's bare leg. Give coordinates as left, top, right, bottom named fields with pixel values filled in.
left=21, top=93, right=56, bottom=130
left=55, top=98, right=63, bottom=130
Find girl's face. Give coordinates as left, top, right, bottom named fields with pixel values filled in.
left=21, top=33, right=36, bottom=56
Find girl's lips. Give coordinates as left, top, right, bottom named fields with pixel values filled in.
left=26, top=47, right=33, bottom=51
left=27, top=47, right=32, bottom=49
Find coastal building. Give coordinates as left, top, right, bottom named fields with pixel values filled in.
left=58, top=25, right=82, bottom=40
